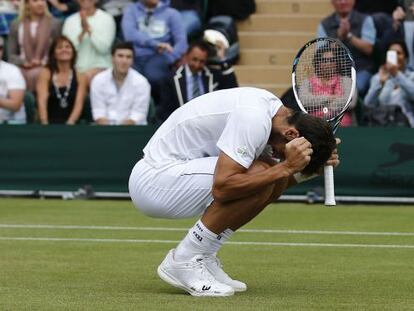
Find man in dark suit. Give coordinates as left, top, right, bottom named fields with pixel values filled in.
left=155, top=41, right=238, bottom=122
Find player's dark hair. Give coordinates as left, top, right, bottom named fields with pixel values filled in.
left=111, top=41, right=135, bottom=57
left=287, top=112, right=336, bottom=175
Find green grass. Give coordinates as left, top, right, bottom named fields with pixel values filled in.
left=0, top=198, right=414, bottom=310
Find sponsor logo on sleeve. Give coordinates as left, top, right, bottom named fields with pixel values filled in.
left=236, top=146, right=248, bottom=158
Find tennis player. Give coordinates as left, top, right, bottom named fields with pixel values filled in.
left=129, top=87, right=339, bottom=297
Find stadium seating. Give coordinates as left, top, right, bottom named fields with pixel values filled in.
left=235, top=0, right=331, bottom=96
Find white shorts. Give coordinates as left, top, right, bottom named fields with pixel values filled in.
left=128, top=157, right=218, bottom=219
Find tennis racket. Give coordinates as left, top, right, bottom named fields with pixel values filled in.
left=291, top=37, right=356, bottom=206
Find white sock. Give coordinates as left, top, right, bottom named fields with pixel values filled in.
left=219, top=228, right=234, bottom=244
left=213, top=228, right=234, bottom=255
left=174, top=220, right=223, bottom=262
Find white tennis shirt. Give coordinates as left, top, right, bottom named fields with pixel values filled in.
left=143, top=87, right=282, bottom=169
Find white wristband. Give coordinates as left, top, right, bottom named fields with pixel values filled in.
left=293, top=172, right=318, bottom=183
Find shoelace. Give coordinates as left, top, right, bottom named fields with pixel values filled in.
left=203, top=255, right=223, bottom=268
left=194, top=257, right=216, bottom=283
left=203, top=255, right=232, bottom=279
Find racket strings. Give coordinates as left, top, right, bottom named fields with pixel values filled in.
left=295, top=41, right=353, bottom=121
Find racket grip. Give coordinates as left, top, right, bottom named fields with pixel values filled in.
left=324, top=165, right=336, bottom=206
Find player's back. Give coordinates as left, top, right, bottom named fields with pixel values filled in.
left=143, top=87, right=281, bottom=168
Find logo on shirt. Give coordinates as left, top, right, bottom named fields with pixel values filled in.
left=236, top=146, right=248, bottom=157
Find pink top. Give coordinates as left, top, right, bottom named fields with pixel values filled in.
left=309, top=75, right=353, bottom=126
left=309, top=75, right=343, bottom=96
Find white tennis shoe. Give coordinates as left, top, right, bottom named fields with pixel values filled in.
left=203, top=254, right=247, bottom=292
left=157, top=249, right=235, bottom=297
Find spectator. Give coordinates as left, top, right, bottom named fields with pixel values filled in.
left=353, top=1, right=398, bottom=61
left=90, top=41, right=151, bottom=125
left=298, top=45, right=357, bottom=126
left=0, top=0, right=19, bottom=38
left=364, top=40, right=414, bottom=127
left=382, top=4, right=414, bottom=70
left=99, top=0, right=132, bottom=39
left=170, top=0, right=202, bottom=36
left=62, top=0, right=116, bottom=83
left=121, top=0, right=188, bottom=99
left=156, top=41, right=238, bottom=122
left=47, top=0, right=79, bottom=19
left=8, top=0, right=62, bottom=91
left=0, top=37, right=26, bottom=124
left=203, top=16, right=240, bottom=66
left=317, top=0, right=376, bottom=97
left=36, top=36, right=87, bottom=124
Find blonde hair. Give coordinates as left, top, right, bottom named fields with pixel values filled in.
left=18, top=0, right=51, bottom=21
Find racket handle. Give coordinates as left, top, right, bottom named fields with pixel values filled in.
left=324, top=165, right=336, bottom=206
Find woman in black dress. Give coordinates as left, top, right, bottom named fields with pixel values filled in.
left=37, top=35, right=87, bottom=124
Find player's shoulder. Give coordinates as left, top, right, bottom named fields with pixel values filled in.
left=237, top=87, right=282, bottom=108
left=237, top=86, right=279, bottom=98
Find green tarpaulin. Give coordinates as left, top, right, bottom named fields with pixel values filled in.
left=0, top=125, right=413, bottom=197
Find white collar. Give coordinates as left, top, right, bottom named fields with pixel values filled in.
left=111, top=68, right=131, bottom=83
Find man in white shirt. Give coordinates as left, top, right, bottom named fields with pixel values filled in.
left=0, top=37, right=26, bottom=124
left=90, top=41, right=151, bottom=125
left=129, top=87, right=340, bottom=296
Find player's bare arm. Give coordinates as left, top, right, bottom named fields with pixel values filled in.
left=212, top=137, right=313, bottom=203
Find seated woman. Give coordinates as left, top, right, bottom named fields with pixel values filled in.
left=8, top=0, right=61, bottom=91
left=364, top=40, right=414, bottom=127
left=36, top=35, right=87, bottom=124
left=298, top=45, right=357, bottom=126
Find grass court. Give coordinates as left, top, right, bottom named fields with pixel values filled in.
left=1, top=198, right=413, bottom=310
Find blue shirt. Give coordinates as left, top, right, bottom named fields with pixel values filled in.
left=364, top=69, right=414, bottom=127
left=185, top=65, right=205, bottom=102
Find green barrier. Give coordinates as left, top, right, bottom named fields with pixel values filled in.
left=0, top=125, right=413, bottom=197
left=294, top=127, right=414, bottom=197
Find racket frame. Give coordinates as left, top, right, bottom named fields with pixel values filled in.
left=291, top=37, right=356, bottom=206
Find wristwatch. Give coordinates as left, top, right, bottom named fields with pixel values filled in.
left=347, top=32, right=354, bottom=40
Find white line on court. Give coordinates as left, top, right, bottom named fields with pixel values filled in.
left=1, top=224, right=414, bottom=237
left=0, top=236, right=414, bottom=249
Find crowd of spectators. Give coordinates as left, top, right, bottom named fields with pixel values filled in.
left=0, top=0, right=412, bottom=127
left=316, top=0, right=414, bottom=127
left=0, top=0, right=243, bottom=126
left=156, top=40, right=237, bottom=121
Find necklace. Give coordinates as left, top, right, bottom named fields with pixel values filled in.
left=52, top=70, right=73, bottom=109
